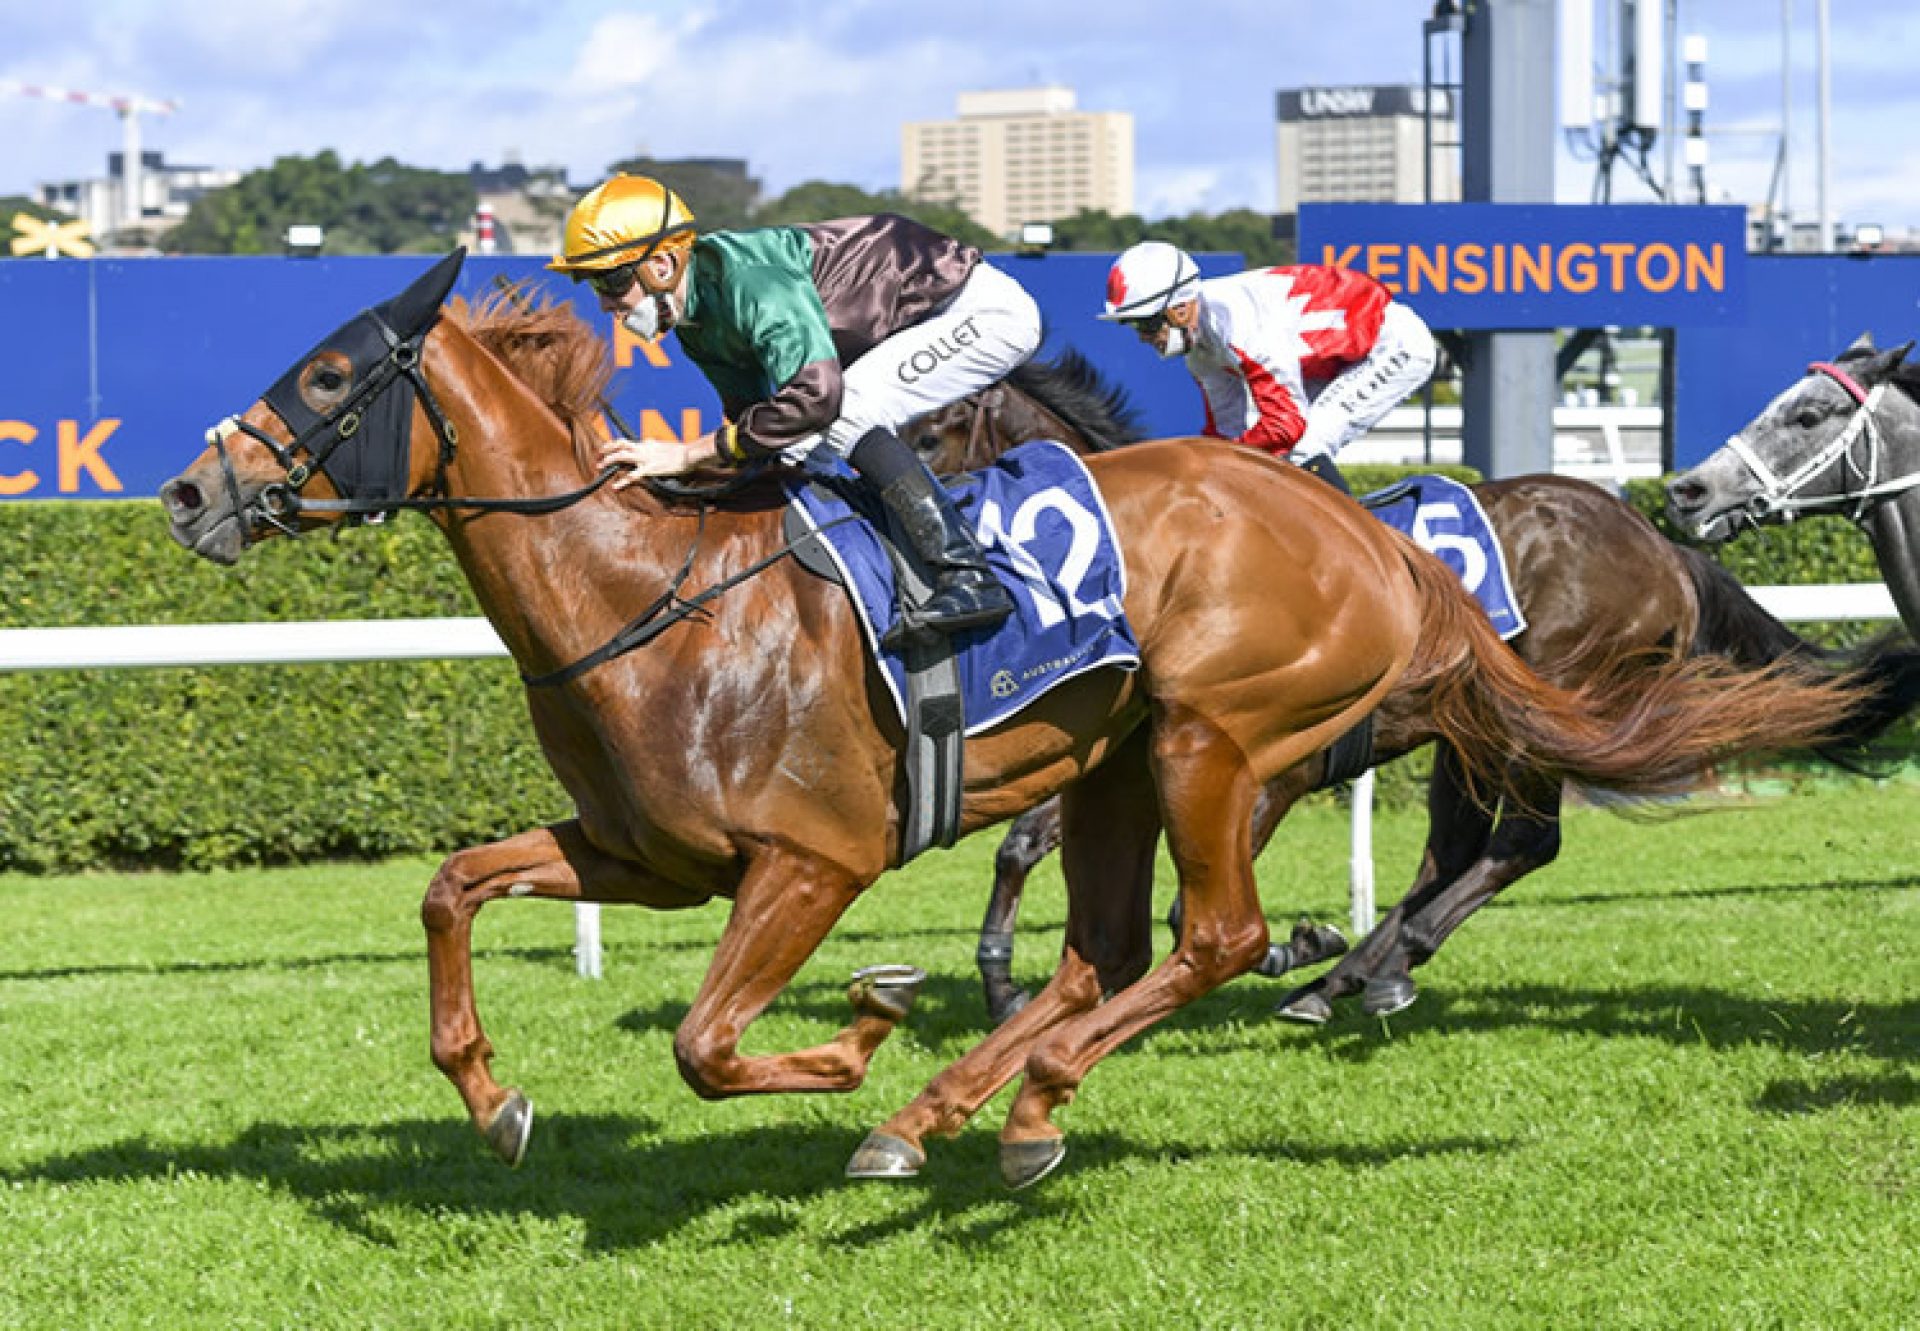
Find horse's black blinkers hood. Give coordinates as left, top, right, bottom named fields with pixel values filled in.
left=259, top=247, right=467, bottom=504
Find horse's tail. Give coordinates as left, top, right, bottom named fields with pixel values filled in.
left=1680, top=544, right=1920, bottom=760
left=1396, top=543, right=1874, bottom=803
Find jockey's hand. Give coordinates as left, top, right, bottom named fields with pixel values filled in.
left=596, top=434, right=718, bottom=488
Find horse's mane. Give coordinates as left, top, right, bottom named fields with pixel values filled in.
left=1891, top=359, right=1920, bottom=404
left=446, top=286, right=614, bottom=468
left=1007, top=347, right=1148, bottom=450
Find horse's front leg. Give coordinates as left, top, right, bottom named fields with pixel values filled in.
left=421, top=820, right=704, bottom=1166
left=670, top=844, right=905, bottom=1099
left=976, top=799, right=1065, bottom=1024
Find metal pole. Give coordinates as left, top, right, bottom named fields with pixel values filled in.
left=1781, top=0, right=1792, bottom=235
left=121, top=108, right=143, bottom=236
left=1664, top=0, right=1679, bottom=200
left=1816, top=0, right=1832, bottom=250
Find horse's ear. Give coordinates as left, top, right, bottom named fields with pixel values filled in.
left=1843, top=330, right=1878, bottom=358
left=1856, top=339, right=1917, bottom=386
left=380, top=247, right=468, bottom=335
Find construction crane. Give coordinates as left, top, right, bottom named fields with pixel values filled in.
left=0, top=79, right=180, bottom=235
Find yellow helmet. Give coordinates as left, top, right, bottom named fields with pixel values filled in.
left=548, top=175, right=697, bottom=289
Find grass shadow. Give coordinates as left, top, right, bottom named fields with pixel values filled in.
left=1, top=1109, right=1507, bottom=1253
left=1274, top=979, right=1918, bottom=1071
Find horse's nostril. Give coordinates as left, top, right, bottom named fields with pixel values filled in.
left=167, top=480, right=204, bottom=512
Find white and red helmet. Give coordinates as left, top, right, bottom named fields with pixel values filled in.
left=1099, top=241, right=1201, bottom=322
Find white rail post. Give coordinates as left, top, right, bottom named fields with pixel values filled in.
left=573, top=903, right=603, bottom=980
left=1349, top=769, right=1377, bottom=937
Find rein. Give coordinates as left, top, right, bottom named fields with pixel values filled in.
left=1724, top=360, right=1920, bottom=524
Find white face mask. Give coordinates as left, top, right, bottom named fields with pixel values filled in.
left=1157, top=325, right=1189, bottom=360
left=621, top=291, right=676, bottom=342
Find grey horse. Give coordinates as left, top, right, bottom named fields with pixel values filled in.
left=1667, top=334, right=1920, bottom=638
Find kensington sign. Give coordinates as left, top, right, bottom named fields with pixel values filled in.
left=1298, top=203, right=1748, bottom=329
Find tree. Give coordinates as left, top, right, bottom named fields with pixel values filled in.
left=161, top=151, right=475, bottom=255
left=1052, top=208, right=1293, bottom=268
left=754, top=180, right=999, bottom=249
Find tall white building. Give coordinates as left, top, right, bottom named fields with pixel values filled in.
left=1275, top=85, right=1459, bottom=215
left=903, top=87, right=1134, bottom=240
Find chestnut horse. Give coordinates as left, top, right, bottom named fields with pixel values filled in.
left=914, top=350, right=1920, bottom=1026
left=159, top=253, right=1877, bottom=1187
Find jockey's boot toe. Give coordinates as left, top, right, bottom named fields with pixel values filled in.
left=922, top=571, right=1013, bottom=634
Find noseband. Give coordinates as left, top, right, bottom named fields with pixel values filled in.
left=1722, top=360, right=1920, bottom=524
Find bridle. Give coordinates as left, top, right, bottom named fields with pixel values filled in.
left=1722, top=360, right=1920, bottom=525
left=200, top=297, right=836, bottom=689
left=204, top=305, right=617, bottom=542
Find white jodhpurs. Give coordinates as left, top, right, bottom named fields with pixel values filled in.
left=1292, top=302, right=1437, bottom=462
left=806, top=262, right=1042, bottom=458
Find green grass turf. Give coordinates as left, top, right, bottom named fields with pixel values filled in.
left=0, top=782, right=1913, bottom=1329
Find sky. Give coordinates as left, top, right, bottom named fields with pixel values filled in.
left=5, top=0, right=1920, bottom=230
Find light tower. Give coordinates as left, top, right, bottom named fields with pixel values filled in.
left=0, top=80, right=181, bottom=235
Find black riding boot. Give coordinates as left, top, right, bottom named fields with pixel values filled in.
left=848, top=426, right=1014, bottom=650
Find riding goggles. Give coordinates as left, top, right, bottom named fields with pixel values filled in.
left=584, top=263, right=642, bottom=300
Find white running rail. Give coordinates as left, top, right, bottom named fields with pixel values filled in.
left=0, top=582, right=1904, bottom=968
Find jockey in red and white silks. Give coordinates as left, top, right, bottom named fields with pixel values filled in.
left=1100, top=242, right=1436, bottom=490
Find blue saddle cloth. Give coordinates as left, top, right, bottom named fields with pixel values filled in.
left=787, top=441, right=1141, bottom=736
left=1362, top=475, right=1527, bottom=640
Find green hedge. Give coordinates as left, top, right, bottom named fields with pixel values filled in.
left=0, top=501, right=567, bottom=870
left=0, top=477, right=1893, bottom=870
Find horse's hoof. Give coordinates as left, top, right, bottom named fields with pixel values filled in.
left=849, top=963, right=928, bottom=1022
left=1275, top=990, right=1333, bottom=1025
left=1363, top=975, right=1418, bottom=1017
left=988, top=989, right=1031, bottom=1026
left=1000, top=1135, right=1068, bottom=1190
left=482, top=1090, right=534, bottom=1168
left=845, top=1131, right=926, bottom=1180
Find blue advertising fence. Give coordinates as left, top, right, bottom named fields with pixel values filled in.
left=0, top=249, right=1236, bottom=503
left=1671, top=253, right=1920, bottom=469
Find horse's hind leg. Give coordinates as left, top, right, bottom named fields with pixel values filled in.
left=998, top=707, right=1270, bottom=1188
left=1168, top=765, right=1344, bottom=975
left=1276, top=744, right=1492, bottom=1024
left=849, top=729, right=1160, bottom=1180
left=1361, top=769, right=1563, bottom=1017
left=976, top=800, right=1064, bottom=1024
left=421, top=821, right=705, bottom=1166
